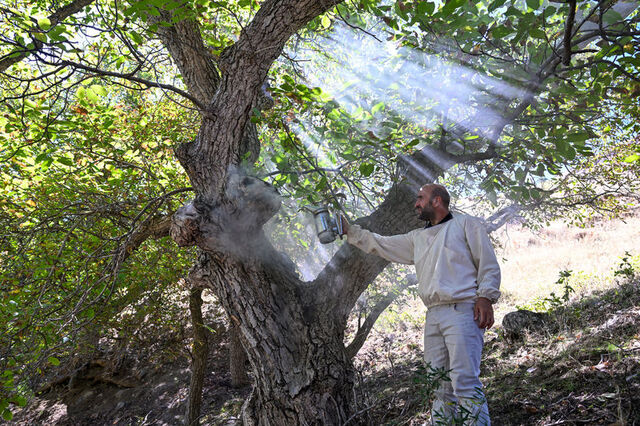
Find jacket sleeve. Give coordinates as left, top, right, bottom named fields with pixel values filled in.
left=347, top=224, right=415, bottom=265
left=464, top=218, right=501, bottom=303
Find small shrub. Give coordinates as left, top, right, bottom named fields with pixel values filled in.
left=613, top=251, right=636, bottom=279
left=413, top=363, right=451, bottom=406
left=517, top=270, right=575, bottom=313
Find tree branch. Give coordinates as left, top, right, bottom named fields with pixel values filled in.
left=0, top=0, right=96, bottom=73
left=152, top=10, right=221, bottom=106
left=563, top=0, right=577, bottom=65
left=57, top=59, right=206, bottom=110
left=345, top=274, right=417, bottom=358
left=484, top=204, right=523, bottom=233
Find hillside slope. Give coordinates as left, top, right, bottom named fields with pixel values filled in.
left=9, top=214, right=640, bottom=425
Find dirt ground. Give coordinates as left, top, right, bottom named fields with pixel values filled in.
left=10, top=274, right=639, bottom=425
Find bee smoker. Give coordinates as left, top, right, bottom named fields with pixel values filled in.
left=308, top=206, right=345, bottom=244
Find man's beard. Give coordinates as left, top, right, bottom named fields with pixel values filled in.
left=418, top=204, right=435, bottom=222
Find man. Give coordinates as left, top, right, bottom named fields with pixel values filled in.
left=342, top=184, right=500, bottom=425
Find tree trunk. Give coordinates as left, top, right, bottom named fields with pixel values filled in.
left=160, top=0, right=425, bottom=421
left=188, top=244, right=355, bottom=425
left=229, top=325, right=250, bottom=387
left=186, top=287, right=208, bottom=426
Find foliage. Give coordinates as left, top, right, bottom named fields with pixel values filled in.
left=614, top=250, right=637, bottom=279
left=0, top=90, right=196, bottom=413
left=244, top=0, right=640, bottom=230
left=412, top=363, right=452, bottom=408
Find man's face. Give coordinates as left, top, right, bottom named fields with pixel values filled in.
left=414, top=186, right=436, bottom=222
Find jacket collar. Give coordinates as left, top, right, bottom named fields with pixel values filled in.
left=425, top=212, right=453, bottom=229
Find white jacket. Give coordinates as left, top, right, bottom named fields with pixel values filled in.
left=347, top=213, right=501, bottom=308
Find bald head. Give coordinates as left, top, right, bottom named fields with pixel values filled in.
left=420, top=184, right=450, bottom=208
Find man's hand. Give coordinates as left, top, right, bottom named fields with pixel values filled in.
left=474, top=297, right=494, bottom=329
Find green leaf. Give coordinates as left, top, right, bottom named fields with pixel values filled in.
left=416, top=1, right=435, bottom=17
left=623, top=154, right=639, bottom=163
left=33, top=32, right=47, bottom=42
left=371, top=102, right=385, bottom=114
left=2, top=409, right=13, bottom=421
left=14, top=396, right=27, bottom=407
left=564, top=146, right=576, bottom=160
left=35, top=153, right=50, bottom=163
left=440, top=0, right=466, bottom=17
left=529, top=27, right=546, bottom=40
left=488, top=0, right=507, bottom=13
left=315, top=177, right=327, bottom=191
left=491, top=25, right=513, bottom=39
left=602, top=9, right=623, bottom=25
left=76, top=86, right=86, bottom=100
left=48, top=356, right=60, bottom=366
left=486, top=189, right=497, bottom=205
left=90, top=85, right=107, bottom=97
left=359, top=163, right=375, bottom=177
left=321, top=15, right=331, bottom=29
left=37, top=17, right=52, bottom=30
left=526, top=0, right=541, bottom=11
left=565, top=132, right=590, bottom=142
left=129, top=31, right=144, bottom=45
left=86, top=87, right=99, bottom=103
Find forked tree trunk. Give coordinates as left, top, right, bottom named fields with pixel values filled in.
left=171, top=179, right=422, bottom=424
left=159, top=0, right=428, bottom=420
left=191, top=248, right=355, bottom=424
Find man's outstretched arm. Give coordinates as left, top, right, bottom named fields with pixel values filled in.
left=341, top=215, right=415, bottom=265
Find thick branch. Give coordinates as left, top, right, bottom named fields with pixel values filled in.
left=311, top=182, right=421, bottom=325
left=152, top=11, right=220, bottom=105
left=186, top=286, right=208, bottom=426
left=484, top=204, right=523, bottom=233
left=170, top=172, right=282, bottom=253
left=114, top=188, right=193, bottom=268
left=180, top=0, right=343, bottom=199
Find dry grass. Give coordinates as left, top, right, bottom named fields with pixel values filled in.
left=494, top=210, right=640, bottom=320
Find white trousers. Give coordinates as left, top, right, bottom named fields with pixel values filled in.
left=424, top=302, right=490, bottom=425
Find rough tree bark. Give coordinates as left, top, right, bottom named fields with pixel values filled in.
left=229, top=324, right=250, bottom=388
left=171, top=173, right=425, bottom=423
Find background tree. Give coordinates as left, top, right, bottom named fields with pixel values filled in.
left=1, top=0, right=639, bottom=423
